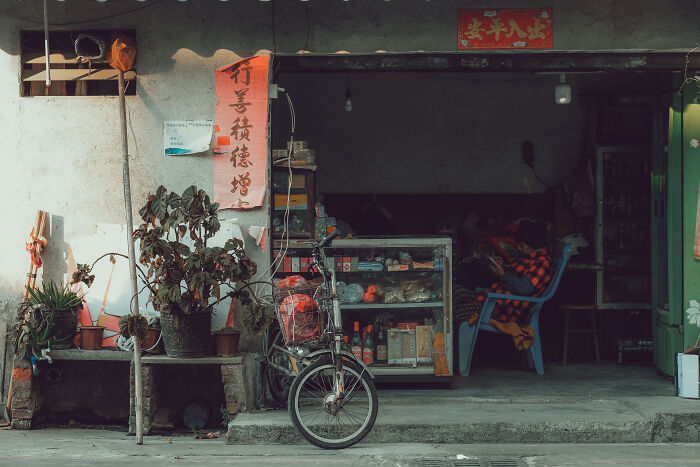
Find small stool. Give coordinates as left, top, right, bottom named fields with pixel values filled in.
left=561, top=304, right=600, bottom=365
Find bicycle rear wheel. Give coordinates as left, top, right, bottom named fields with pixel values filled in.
left=265, top=328, right=294, bottom=405
left=288, top=358, right=378, bottom=449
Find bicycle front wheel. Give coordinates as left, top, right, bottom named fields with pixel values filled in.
left=288, top=358, right=378, bottom=449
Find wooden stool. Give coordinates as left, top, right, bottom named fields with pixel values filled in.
left=562, top=304, right=600, bottom=365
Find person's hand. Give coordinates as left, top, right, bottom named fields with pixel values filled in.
left=489, top=257, right=505, bottom=276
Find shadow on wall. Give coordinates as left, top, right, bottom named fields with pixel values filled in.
left=42, top=214, right=69, bottom=286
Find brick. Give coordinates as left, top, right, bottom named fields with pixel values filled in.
left=12, top=408, right=32, bottom=420
left=13, top=358, right=31, bottom=369
left=220, top=364, right=239, bottom=376
left=11, top=379, right=32, bottom=393
left=11, top=419, right=32, bottom=430
left=226, top=401, right=240, bottom=415
left=11, top=367, right=32, bottom=381
left=11, top=397, right=29, bottom=410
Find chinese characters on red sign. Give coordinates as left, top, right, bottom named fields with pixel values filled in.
left=458, top=8, right=552, bottom=50
left=214, top=56, right=269, bottom=210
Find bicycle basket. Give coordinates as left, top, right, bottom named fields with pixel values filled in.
left=273, top=284, right=326, bottom=345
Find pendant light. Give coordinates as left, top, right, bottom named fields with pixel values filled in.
left=344, top=74, right=353, bottom=112
left=555, top=73, right=571, bottom=104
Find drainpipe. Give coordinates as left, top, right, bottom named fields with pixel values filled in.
left=42, top=0, right=51, bottom=89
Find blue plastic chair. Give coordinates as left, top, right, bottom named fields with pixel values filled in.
left=458, top=243, right=572, bottom=376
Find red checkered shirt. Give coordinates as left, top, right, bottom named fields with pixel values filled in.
left=477, top=248, right=554, bottom=324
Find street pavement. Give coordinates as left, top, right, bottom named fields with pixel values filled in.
left=0, top=428, right=699, bottom=466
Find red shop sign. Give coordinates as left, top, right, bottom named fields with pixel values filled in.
left=458, top=8, right=553, bottom=50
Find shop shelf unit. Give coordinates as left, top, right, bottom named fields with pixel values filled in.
left=272, top=236, right=453, bottom=379
left=595, top=145, right=653, bottom=310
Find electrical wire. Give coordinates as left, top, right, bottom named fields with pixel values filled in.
left=271, top=0, right=277, bottom=55
left=252, top=88, right=296, bottom=297
left=1, top=0, right=164, bottom=26
left=303, top=3, right=310, bottom=53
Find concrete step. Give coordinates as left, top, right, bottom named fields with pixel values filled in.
left=227, top=397, right=700, bottom=445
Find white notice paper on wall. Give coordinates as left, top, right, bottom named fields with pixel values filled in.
left=164, top=120, right=213, bottom=155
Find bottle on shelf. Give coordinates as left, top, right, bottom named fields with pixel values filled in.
left=362, top=325, right=375, bottom=365
left=376, top=325, right=388, bottom=364
left=351, top=321, right=362, bottom=361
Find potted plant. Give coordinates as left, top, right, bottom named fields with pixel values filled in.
left=16, top=280, right=83, bottom=356
left=73, top=185, right=256, bottom=358
left=214, top=326, right=241, bottom=357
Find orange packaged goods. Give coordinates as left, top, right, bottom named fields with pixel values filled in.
left=278, top=293, right=321, bottom=344
left=275, top=275, right=308, bottom=289
left=363, top=285, right=377, bottom=303
left=106, top=34, right=136, bottom=72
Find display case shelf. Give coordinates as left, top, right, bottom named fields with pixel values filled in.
left=272, top=236, right=453, bottom=379
left=340, top=302, right=443, bottom=310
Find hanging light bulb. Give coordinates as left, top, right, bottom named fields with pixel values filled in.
left=344, top=75, right=353, bottom=112
left=555, top=73, right=571, bottom=104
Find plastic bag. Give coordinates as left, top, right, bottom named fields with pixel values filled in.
left=106, top=34, right=136, bottom=72
left=383, top=287, right=405, bottom=304
left=341, top=283, right=364, bottom=303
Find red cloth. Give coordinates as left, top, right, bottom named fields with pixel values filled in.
left=476, top=248, right=554, bottom=324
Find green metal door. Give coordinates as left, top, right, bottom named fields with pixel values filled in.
left=653, top=88, right=683, bottom=376
left=656, top=78, right=700, bottom=376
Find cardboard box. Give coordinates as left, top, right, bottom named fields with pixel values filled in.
left=291, top=257, right=300, bottom=273
left=314, top=217, right=327, bottom=239
left=416, top=325, right=434, bottom=363
left=287, top=140, right=309, bottom=150
left=274, top=193, right=308, bottom=211
left=388, top=264, right=409, bottom=272
left=677, top=350, right=700, bottom=398
left=342, top=257, right=352, bottom=273
left=351, top=257, right=359, bottom=272
left=300, top=257, right=309, bottom=273
left=401, top=329, right=417, bottom=366
left=387, top=329, right=403, bottom=365
left=272, top=149, right=288, bottom=159
left=283, top=256, right=292, bottom=273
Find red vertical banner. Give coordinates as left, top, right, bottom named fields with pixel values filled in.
left=458, top=8, right=553, bottom=50
left=214, top=56, right=270, bottom=210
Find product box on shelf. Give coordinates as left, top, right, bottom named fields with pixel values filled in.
left=416, top=325, right=435, bottom=363
left=387, top=329, right=403, bottom=365
left=300, top=257, right=309, bottom=272
left=342, top=257, right=352, bottom=273
left=291, top=257, right=300, bottom=273
left=283, top=256, right=292, bottom=273
left=387, top=328, right=417, bottom=366
left=287, top=140, right=309, bottom=150
left=274, top=193, right=308, bottom=211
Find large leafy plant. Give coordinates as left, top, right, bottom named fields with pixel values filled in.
left=132, top=185, right=256, bottom=315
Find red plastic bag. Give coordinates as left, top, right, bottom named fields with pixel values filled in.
left=279, top=294, right=320, bottom=343
left=106, top=34, right=136, bottom=72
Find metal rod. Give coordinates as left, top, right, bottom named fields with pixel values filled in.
left=119, top=70, right=143, bottom=445
left=42, top=0, right=50, bottom=88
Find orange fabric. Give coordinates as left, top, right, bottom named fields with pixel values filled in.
left=432, top=333, right=450, bottom=376
left=106, top=34, right=136, bottom=72
left=467, top=315, right=535, bottom=350
left=12, top=368, right=32, bottom=381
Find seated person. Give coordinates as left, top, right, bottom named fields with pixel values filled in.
left=453, top=220, right=554, bottom=350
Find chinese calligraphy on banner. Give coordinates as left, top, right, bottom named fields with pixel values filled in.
left=458, top=8, right=552, bottom=50
left=214, top=56, right=270, bottom=210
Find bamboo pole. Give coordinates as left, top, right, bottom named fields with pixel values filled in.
left=118, top=70, right=144, bottom=445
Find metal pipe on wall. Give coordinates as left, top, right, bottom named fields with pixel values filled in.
left=118, top=70, right=144, bottom=445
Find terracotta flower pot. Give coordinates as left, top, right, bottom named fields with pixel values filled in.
left=80, top=326, right=105, bottom=350
left=141, top=327, right=163, bottom=354
left=215, top=328, right=241, bottom=357
left=160, top=310, right=212, bottom=358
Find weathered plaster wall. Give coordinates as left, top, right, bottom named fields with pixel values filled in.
left=0, top=0, right=698, bottom=393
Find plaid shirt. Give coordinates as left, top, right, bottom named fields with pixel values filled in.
left=477, top=248, right=554, bottom=324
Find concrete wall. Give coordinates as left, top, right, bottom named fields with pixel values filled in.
left=0, top=0, right=698, bottom=391
left=272, top=71, right=665, bottom=194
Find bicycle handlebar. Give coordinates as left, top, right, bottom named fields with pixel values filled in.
left=315, top=230, right=340, bottom=250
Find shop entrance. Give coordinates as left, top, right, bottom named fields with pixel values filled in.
left=269, top=52, right=682, bottom=385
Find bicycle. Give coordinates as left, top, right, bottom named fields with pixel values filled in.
left=269, top=231, right=378, bottom=449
